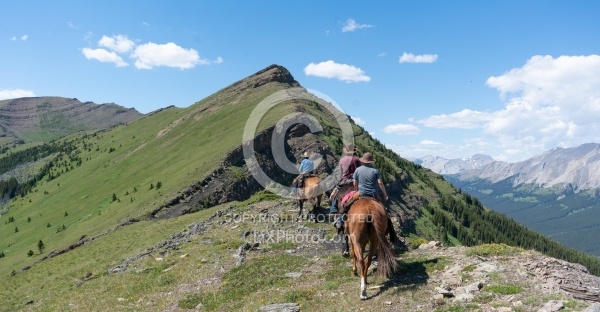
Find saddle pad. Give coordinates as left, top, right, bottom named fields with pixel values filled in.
left=341, top=190, right=357, bottom=206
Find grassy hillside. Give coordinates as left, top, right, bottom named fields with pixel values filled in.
left=0, top=97, right=142, bottom=151
left=0, top=66, right=299, bottom=278
left=2, top=64, right=600, bottom=311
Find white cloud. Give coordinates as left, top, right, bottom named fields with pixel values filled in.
left=420, top=140, right=441, bottom=145
left=341, top=18, right=373, bottom=32
left=399, top=52, right=438, bottom=64
left=82, top=34, right=212, bottom=70
left=418, top=109, right=492, bottom=129
left=132, top=42, right=204, bottom=70
left=0, top=89, right=35, bottom=100
left=214, top=56, right=223, bottom=64
left=98, top=35, right=135, bottom=53
left=383, top=123, right=420, bottom=135
left=11, top=35, right=28, bottom=41
left=418, top=54, right=600, bottom=161
left=82, top=48, right=129, bottom=67
left=377, top=52, right=386, bottom=57
left=304, top=60, right=370, bottom=83
left=350, top=116, right=366, bottom=126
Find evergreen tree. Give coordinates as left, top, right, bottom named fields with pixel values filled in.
left=27, top=250, right=34, bottom=257
left=37, top=240, right=45, bottom=253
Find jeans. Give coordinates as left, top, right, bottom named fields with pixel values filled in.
left=329, top=198, right=338, bottom=213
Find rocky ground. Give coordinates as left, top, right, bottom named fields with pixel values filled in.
left=107, top=199, right=600, bottom=311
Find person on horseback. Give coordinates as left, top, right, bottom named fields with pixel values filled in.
left=329, top=142, right=361, bottom=214
left=339, top=151, right=399, bottom=256
left=292, top=151, right=314, bottom=194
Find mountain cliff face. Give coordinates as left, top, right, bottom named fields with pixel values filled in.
left=0, top=97, right=142, bottom=148
left=414, top=154, right=495, bottom=174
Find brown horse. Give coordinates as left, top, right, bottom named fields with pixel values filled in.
left=332, top=181, right=355, bottom=213
left=345, top=198, right=397, bottom=299
left=296, top=176, right=323, bottom=221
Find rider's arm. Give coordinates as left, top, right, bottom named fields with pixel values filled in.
left=353, top=179, right=358, bottom=192
left=377, top=178, right=388, bottom=201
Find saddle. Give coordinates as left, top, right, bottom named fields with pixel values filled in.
left=341, top=192, right=380, bottom=213
left=296, top=173, right=315, bottom=188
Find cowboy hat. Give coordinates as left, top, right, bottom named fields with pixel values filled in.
left=359, top=152, right=375, bottom=163
left=343, top=142, right=357, bottom=155
left=303, top=151, right=310, bottom=158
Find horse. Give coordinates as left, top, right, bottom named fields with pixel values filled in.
left=345, top=198, right=397, bottom=300
left=331, top=180, right=355, bottom=214
left=296, top=176, right=323, bottom=221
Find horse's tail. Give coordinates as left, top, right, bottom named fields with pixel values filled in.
left=371, top=205, right=397, bottom=277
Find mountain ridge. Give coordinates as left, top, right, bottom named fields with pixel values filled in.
left=2, top=65, right=600, bottom=310
left=0, top=96, right=142, bottom=149
left=414, top=154, right=495, bottom=175
left=457, top=143, right=600, bottom=191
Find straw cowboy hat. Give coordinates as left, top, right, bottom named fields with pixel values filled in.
left=359, top=152, right=375, bottom=164
left=343, top=142, right=357, bottom=155
left=303, top=151, right=310, bottom=158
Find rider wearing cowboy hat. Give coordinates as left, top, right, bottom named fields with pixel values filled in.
left=338, top=151, right=399, bottom=256
left=292, top=151, right=315, bottom=193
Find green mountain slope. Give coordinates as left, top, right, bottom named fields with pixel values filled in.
left=446, top=175, right=600, bottom=256
left=1, top=64, right=600, bottom=310
left=0, top=96, right=142, bottom=151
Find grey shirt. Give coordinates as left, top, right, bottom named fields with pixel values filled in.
left=353, top=164, right=380, bottom=196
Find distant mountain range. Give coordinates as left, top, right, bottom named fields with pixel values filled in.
left=413, top=154, right=495, bottom=175
left=0, top=97, right=142, bottom=149
left=414, top=143, right=600, bottom=256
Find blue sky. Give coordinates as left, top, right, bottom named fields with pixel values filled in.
left=2, top=1, right=599, bottom=162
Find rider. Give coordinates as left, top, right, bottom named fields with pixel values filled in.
left=292, top=151, right=314, bottom=194
left=340, top=151, right=399, bottom=256
left=330, top=142, right=361, bottom=214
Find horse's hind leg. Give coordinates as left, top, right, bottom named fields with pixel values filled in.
left=349, top=234, right=357, bottom=276
left=364, top=237, right=378, bottom=283
left=351, top=237, right=367, bottom=299
left=297, top=200, right=303, bottom=221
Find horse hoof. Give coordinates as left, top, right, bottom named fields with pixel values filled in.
left=360, top=295, right=367, bottom=300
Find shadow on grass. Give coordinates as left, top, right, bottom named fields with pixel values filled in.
left=368, top=256, right=441, bottom=299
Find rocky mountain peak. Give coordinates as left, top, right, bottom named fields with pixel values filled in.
left=217, top=64, right=300, bottom=95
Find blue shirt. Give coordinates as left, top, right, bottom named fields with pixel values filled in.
left=353, top=165, right=380, bottom=196
left=298, top=158, right=314, bottom=173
